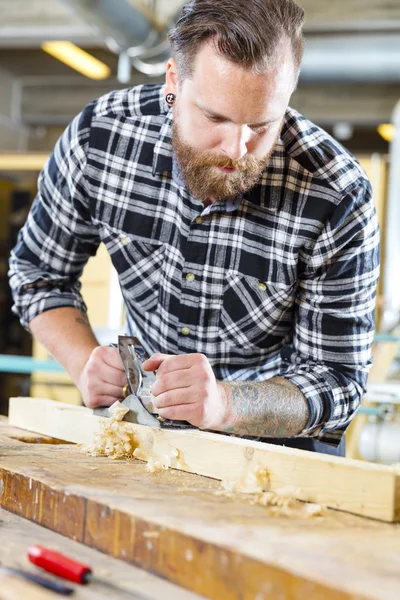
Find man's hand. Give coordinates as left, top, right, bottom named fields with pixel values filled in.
left=78, top=346, right=127, bottom=409
left=141, top=353, right=228, bottom=430
left=143, top=352, right=310, bottom=437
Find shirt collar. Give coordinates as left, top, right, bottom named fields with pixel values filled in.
left=243, top=138, right=285, bottom=213
left=152, top=107, right=174, bottom=175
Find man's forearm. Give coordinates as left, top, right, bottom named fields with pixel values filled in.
left=28, top=307, right=99, bottom=385
left=218, top=377, right=310, bottom=437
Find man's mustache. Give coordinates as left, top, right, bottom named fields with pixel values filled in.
left=191, top=154, right=257, bottom=171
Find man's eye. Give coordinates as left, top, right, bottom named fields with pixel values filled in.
left=205, top=114, right=223, bottom=123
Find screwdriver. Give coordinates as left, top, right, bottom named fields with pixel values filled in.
left=0, top=566, right=74, bottom=595
left=27, top=545, right=149, bottom=598
left=28, top=545, right=94, bottom=584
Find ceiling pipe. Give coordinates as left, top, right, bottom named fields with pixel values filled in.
left=60, top=2, right=400, bottom=83
left=60, top=0, right=161, bottom=50
left=301, top=34, right=400, bottom=83
left=60, top=0, right=178, bottom=79
left=130, top=56, right=169, bottom=78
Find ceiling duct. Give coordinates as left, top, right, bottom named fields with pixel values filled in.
left=61, top=0, right=160, bottom=52
left=301, top=34, right=400, bottom=83
left=60, top=0, right=180, bottom=79
left=60, top=2, right=400, bottom=83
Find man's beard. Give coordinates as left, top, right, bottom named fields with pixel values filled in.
left=171, top=119, right=279, bottom=203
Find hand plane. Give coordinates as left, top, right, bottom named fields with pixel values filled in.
left=93, top=336, right=195, bottom=429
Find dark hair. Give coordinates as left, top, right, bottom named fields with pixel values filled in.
left=169, top=0, right=305, bottom=81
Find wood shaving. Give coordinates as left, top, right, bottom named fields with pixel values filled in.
left=133, top=446, right=179, bottom=473
left=304, top=503, right=325, bottom=517
left=108, top=401, right=130, bottom=421
left=81, top=405, right=183, bottom=472
left=251, top=485, right=300, bottom=509
left=217, top=465, right=326, bottom=517
left=80, top=405, right=138, bottom=459
left=220, top=465, right=270, bottom=494
left=132, top=430, right=187, bottom=472
left=218, top=466, right=325, bottom=519
left=81, top=415, right=327, bottom=518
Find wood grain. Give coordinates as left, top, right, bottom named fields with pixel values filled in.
left=0, top=429, right=399, bottom=600
left=0, top=506, right=201, bottom=600
left=9, top=397, right=400, bottom=522
left=0, top=416, right=67, bottom=445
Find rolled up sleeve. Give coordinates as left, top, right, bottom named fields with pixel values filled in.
left=8, top=102, right=100, bottom=329
left=282, top=180, right=380, bottom=443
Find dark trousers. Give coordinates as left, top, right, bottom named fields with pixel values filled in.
left=259, top=435, right=346, bottom=457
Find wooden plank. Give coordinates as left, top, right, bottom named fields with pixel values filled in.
left=0, top=506, right=201, bottom=600
left=9, top=397, right=400, bottom=522
left=0, top=416, right=67, bottom=445
left=0, top=430, right=399, bottom=600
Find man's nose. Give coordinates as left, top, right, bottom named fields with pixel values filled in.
left=220, top=126, right=249, bottom=162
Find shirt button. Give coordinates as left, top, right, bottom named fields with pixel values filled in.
left=120, top=236, right=129, bottom=246
left=181, top=326, right=191, bottom=336
left=258, top=282, right=267, bottom=292
left=195, top=217, right=203, bottom=224
left=186, top=273, right=195, bottom=283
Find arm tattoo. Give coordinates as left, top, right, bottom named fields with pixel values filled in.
left=219, top=377, right=310, bottom=438
left=75, top=314, right=90, bottom=328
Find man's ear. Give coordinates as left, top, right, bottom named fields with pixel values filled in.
left=165, top=57, right=179, bottom=94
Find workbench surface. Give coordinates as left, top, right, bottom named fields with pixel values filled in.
left=0, top=418, right=399, bottom=600
left=0, top=506, right=203, bottom=599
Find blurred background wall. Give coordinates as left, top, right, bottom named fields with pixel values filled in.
left=0, top=0, right=399, bottom=462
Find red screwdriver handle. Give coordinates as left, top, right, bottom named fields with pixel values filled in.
left=27, top=545, right=92, bottom=584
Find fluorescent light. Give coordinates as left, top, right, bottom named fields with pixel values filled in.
left=0, top=154, right=48, bottom=171
left=377, top=124, right=395, bottom=143
left=41, top=41, right=111, bottom=80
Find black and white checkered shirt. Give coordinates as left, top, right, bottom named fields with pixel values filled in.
left=9, top=84, right=380, bottom=445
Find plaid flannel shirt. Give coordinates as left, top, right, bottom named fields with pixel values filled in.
left=9, top=84, right=380, bottom=445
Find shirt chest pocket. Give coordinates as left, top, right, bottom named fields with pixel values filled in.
left=219, top=272, right=297, bottom=352
left=102, top=229, right=165, bottom=313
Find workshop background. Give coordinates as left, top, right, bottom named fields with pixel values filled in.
left=0, top=0, right=399, bottom=463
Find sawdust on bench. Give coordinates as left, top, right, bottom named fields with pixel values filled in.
left=81, top=402, right=326, bottom=516
left=80, top=401, right=181, bottom=472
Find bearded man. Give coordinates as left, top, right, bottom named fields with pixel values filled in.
left=9, top=0, right=379, bottom=455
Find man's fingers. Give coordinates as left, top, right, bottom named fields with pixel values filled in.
left=151, top=371, right=192, bottom=397
left=81, top=346, right=128, bottom=409
left=97, top=346, right=125, bottom=371
left=153, top=387, right=194, bottom=410
left=90, top=395, right=124, bottom=409
left=89, top=363, right=127, bottom=388
left=85, top=346, right=126, bottom=388
left=90, top=380, right=126, bottom=400
left=143, top=353, right=207, bottom=376
left=141, top=353, right=170, bottom=371
left=157, top=403, right=199, bottom=423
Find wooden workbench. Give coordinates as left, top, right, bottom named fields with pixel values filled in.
left=0, top=419, right=399, bottom=600
left=0, top=506, right=203, bottom=599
